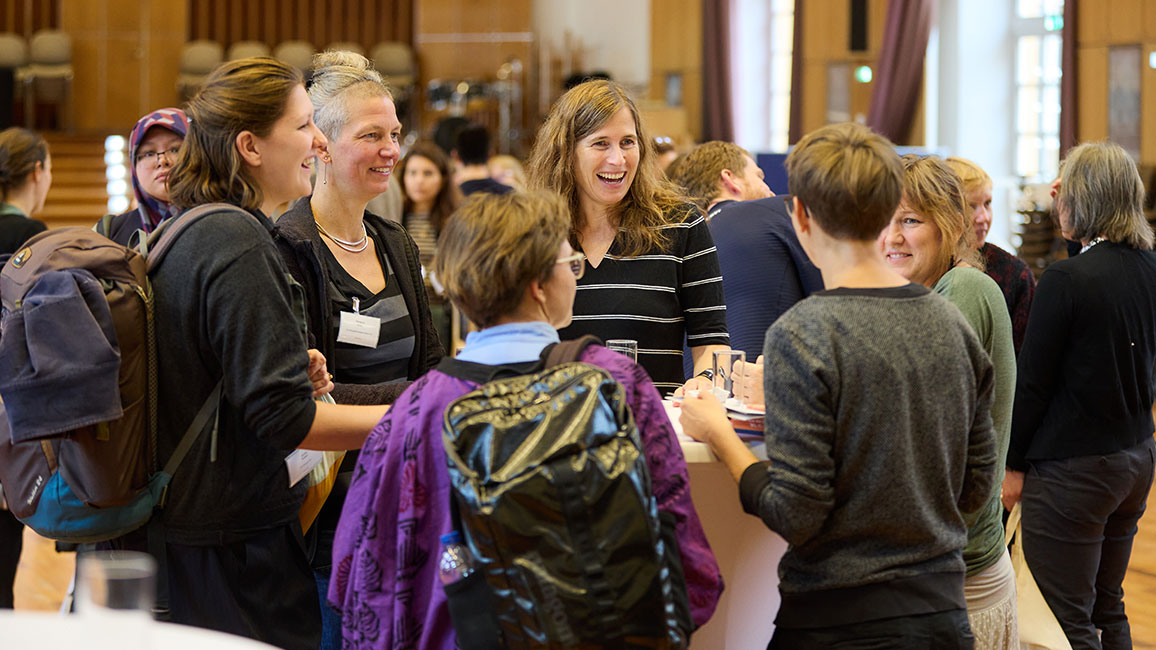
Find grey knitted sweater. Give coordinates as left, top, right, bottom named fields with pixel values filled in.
left=741, top=284, right=998, bottom=628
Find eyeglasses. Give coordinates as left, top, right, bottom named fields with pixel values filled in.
left=557, top=252, right=586, bottom=279
left=135, top=146, right=181, bottom=167
left=783, top=195, right=807, bottom=219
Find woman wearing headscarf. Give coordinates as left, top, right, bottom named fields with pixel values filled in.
left=96, top=107, right=189, bottom=246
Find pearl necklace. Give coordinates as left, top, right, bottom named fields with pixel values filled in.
left=315, top=220, right=369, bottom=253
left=1080, top=237, right=1107, bottom=254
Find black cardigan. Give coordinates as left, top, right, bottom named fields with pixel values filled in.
left=274, top=198, right=444, bottom=406
left=1008, top=241, right=1156, bottom=470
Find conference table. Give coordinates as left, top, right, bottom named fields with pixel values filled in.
left=0, top=610, right=279, bottom=649
left=664, top=401, right=789, bottom=650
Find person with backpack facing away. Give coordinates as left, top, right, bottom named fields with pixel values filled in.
left=680, top=122, right=998, bottom=649
left=136, top=57, right=389, bottom=649
left=0, top=126, right=52, bottom=609
left=329, top=190, right=723, bottom=650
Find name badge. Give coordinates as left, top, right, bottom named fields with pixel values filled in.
left=337, top=311, right=380, bottom=348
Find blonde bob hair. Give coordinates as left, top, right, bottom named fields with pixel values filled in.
left=168, top=57, right=304, bottom=211
left=1057, top=141, right=1154, bottom=250
left=900, top=154, right=983, bottom=277
left=945, top=156, right=992, bottom=195
left=435, top=190, right=571, bottom=328
left=526, top=79, right=685, bottom=256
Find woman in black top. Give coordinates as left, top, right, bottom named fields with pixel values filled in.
left=153, top=57, right=388, bottom=649
left=1003, top=141, right=1156, bottom=650
left=525, top=80, right=729, bottom=393
left=0, top=126, right=51, bottom=610
left=0, top=127, right=50, bottom=256
left=272, top=50, right=442, bottom=650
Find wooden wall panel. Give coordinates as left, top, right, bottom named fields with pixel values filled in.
left=0, top=0, right=60, bottom=36
left=649, top=0, right=702, bottom=142
left=187, top=0, right=413, bottom=52
left=1106, top=0, right=1144, bottom=45
left=1076, top=45, right=1108, bottom=143
left=61, top=0, right=186, bottom=132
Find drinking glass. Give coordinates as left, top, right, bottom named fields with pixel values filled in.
left=712, top=350, right=746, bottom=404
left=606, top=339, right=639, bottom=362
left=75, top=551, right=157, bottom=617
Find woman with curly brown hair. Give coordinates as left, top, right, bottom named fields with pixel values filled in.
left=526, top=80, right=729, bottom=393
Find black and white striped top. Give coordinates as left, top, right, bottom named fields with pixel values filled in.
left=559, top=204, right=729, bottom=392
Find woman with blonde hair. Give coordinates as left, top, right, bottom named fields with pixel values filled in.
left=1004, top=141, right=1156, bottom=649
left=153, top=57, right=388, bottom=648
left=946, top=156, right=1035, bottom=354
left=330, top=190, right=722, bottom=649
left=274, top=49, right=443, bottom=650
left=878, top=154, right=1018, bottom=649
left=526, top=80, right=728, bottom=393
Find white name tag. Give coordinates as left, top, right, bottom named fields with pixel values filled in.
left=285, top=449, right=325, bottom=487
left=337, top=311, right=380, bottom=348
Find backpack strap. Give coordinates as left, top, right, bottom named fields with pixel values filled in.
left=145, top=203, right=252, bottom=272
left=541, top=334, right=602, bottom=367
left=93, top=213, right=114, bottom=238
left=159, top=379, right=223, bottom=486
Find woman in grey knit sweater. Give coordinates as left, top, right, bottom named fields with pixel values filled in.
left=879, top=154, right=1018, bottom=649
left=681, top=123, right=998, bottom=649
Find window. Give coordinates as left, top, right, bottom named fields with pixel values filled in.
left=732, top=0, right=794, bottom=152
left=1013, top=0, right=1063, bottom=181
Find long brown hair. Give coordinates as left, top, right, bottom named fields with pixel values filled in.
left=168, top=57, right=304, bottom=211
left=526, top=80, right=686, bottom=256
left=398, top=142, right=461, bottom=232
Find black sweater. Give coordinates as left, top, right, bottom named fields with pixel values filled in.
left=151, top=206, right=317, bottom=544
left=274, top=199, right=444, bottom=406
left=1008, top=241, right=1156, bottom=470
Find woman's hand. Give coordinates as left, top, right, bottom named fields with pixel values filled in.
left=679, top=388, right=732, bottom=445
left=1001, top=469, right=1025, bottom=511
left=308, top=349, right=334, bottom=398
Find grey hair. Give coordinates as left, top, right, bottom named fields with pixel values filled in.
left=308, top=50, right=392, bottom=141
left=1058, top=141, right=1154, bottom=250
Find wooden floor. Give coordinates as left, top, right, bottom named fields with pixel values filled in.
left=11, top=437, right=1156, bottom=647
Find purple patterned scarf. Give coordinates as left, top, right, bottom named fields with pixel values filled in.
left=129, top=108, right=189, bottom=233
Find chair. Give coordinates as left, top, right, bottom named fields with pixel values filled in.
left=176, top=40, right=223, bottom=102
left=370, top=41, right=415, bottom=88
left=0, top=33, right=26, bottom=127
left=226, top=40, right=270, bottom=61
left=0, top=33, right=27, bottom=69
left=18, top=29, right=72, bottom=130
left=273, top=40, right=314, bottom=74
left=324, top=41, right=364, bottom=56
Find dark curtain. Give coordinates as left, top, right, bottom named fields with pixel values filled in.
left=1059, top=0, right=1077, bottom=155
left=865, top=0, right=933, bottom=144
left=787, top=0, right=804, bottom=144
left=702, top=0, right=734, bottom=141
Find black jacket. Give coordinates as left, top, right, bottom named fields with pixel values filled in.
left=1009, top=241, right=1156, bottom=469
left=274, top=198, right=444, bottom=406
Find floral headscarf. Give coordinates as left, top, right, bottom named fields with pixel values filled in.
left=128, top=108, right=189, bottom=233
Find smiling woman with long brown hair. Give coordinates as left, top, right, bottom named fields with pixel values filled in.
left=526, top=79, right=729, bottom=393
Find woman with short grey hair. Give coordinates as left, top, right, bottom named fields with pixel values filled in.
left=1003, top=141, right=1156, bottom=650
left=273, top=50, right=444, bottom=650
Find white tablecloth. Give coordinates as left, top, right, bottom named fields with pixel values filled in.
left=663, top=400, right=788, bottom=650
left=0, top=610, right=279, bottom=649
